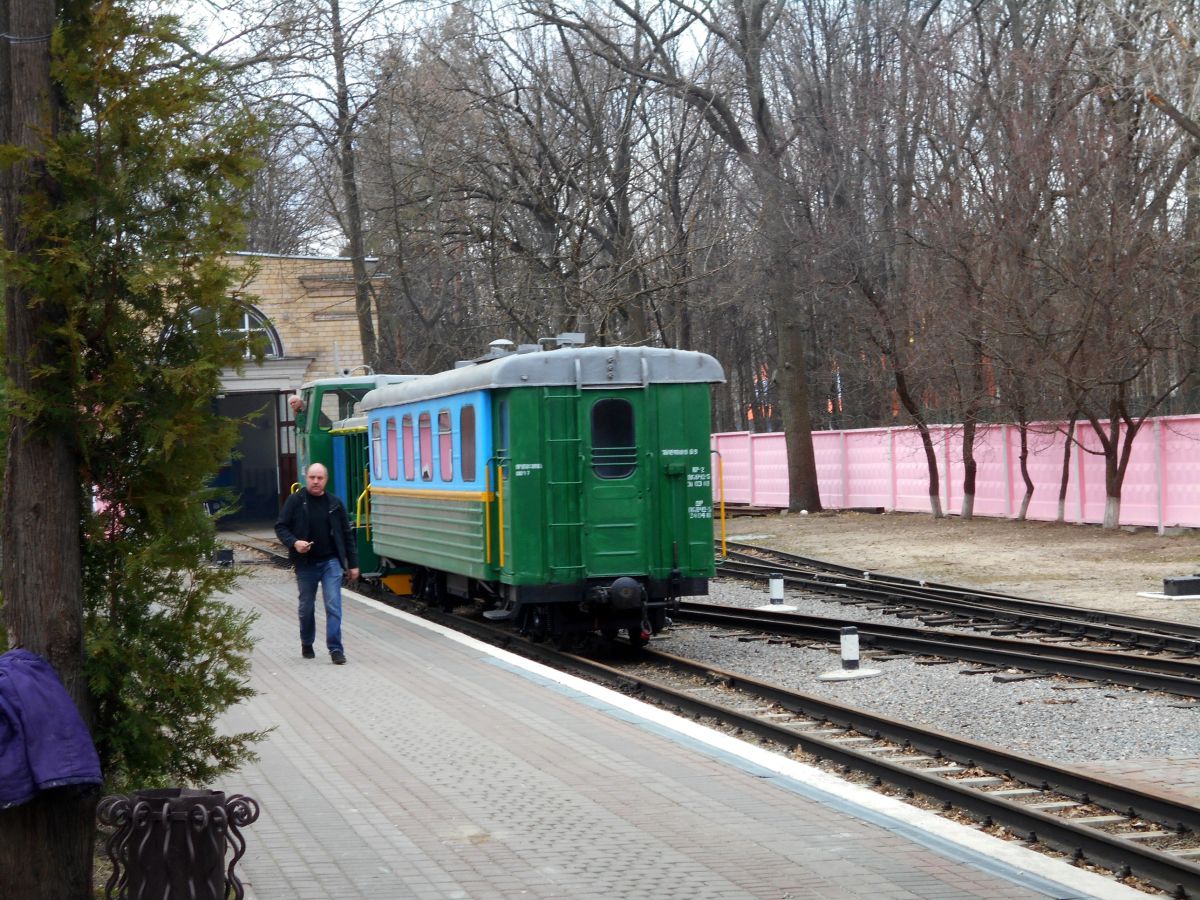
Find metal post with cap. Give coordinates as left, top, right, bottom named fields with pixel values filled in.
left=756, top=573, right=796, bottom=611
left=818, top=626, right=883, bottom=681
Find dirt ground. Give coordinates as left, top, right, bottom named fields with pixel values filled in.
left=717, top=509, right=1200, bottom=625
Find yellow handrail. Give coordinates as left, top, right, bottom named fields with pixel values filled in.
left=356, top=483, right=371, bottom=538
left=712, top=449, right=726, bottom=559
left=498, top=461, right=505, bottom=568
left=484, top=466, right=492, bottom=565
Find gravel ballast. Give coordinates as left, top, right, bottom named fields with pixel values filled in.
left=651, top=578, right=1200, bottom=764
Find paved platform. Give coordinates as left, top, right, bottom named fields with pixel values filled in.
left=215, top=568, right=1145, bottom=899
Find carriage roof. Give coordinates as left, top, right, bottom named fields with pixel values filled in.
left=301, top=373, right=422, bottom=391
left=360, top=345, right=724, bottom=411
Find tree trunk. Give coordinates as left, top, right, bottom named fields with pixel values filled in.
left=1103, top=494, right=1121, bottom=530
left=917, top=426, right=944, bottom=519
left=1056, top=417, right=1076, bottom=524
left=757, top=171, right=820, bottom=511
left=777, top=310, right=821, bottom=510
left=960, top=420, right=977, bottom=520
left=892, top=369, right=942, bottom=518
left=1101, top=422, right=1130, bottom=531
left=0, top=0, right=96, bottom=893
left=1017, top=422, right=1034, bottom=521
left=331, top=0, right=378, bottom=370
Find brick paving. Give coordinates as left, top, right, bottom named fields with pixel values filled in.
left=215, top=567, right=1138, bottom=899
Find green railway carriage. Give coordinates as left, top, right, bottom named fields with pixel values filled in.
left=360, top=341, right=725, bottom=646
left=293, top=374, right=420, bottom=487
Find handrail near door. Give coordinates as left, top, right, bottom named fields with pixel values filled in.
left=484, top=465, right=492, bottom=565
left=484, top=457, right=506, bottom=568
left=355, top=479, right=371, bottom=539
left=712, top=449, right=726, bottom=559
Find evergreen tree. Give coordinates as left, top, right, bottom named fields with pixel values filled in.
left=2, top=1, right=266, bottom=892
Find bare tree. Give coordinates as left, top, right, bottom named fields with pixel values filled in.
left=242, top=126, right=337, bottom=253
left=525, top=0, right=823, bottom=511
left=231, top=0, right=414, bottom=369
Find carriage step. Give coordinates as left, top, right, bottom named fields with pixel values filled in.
left=483, top=608, right=515, bottom=621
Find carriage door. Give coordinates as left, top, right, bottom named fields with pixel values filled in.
left=581, top=393, right=648, bottom=576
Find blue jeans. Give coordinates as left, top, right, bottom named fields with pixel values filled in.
left=296, top=557, right=344, bottom=654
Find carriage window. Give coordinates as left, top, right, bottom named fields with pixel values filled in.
left=386, top=418, right=399, bottom=480
left=418, top=412, right=433, bottom=481
left=591, top=398, right=636, bottom=479
left=319, top=392, right=341, bottom=431
left=460, top=406, right=476, bottom=481
left=438, top=410, right=453, bottom=481
left=402, top=415, right=415, bottom=480
left=370, top=421, right=383, bottom=480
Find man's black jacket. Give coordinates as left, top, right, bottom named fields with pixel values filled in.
left=274, top=488, right=359, bottom=569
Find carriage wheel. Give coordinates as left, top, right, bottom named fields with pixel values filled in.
left=526, top=606, right=549, bottom=643
left=418, top=569, right=451, bottom=611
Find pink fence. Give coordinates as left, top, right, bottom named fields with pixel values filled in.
left=712, top=415, right=1200, bottom=530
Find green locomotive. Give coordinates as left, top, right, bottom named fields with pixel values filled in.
left=359, top=338, right=725, bottom=647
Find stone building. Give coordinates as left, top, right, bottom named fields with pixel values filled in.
left=215, top=252, right=381, bottom=525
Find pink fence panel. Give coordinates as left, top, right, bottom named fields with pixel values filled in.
left=1071, top=424, right=1109, bottom=525
left=711, top=432, right=752, bottom=504
left=1016, top=425, right=1070, bottom=522
left=749, top=433, right=789, bottom=507
left=841, top=429, right=894, bottom=508
left=1115, top=425, right=1161, bottom=527
left=889, top=428, right=937, bottom=513
left=937, top=425, right=960, bottom=513
left=1163, top=418, right=1200, bottom=526
left=715, top=413, right=1200, bottom=528
left=812, top=431, right=846, bottom=506
left=958, top=425, right=1010, bottom=518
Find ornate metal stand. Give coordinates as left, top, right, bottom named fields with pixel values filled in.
left=98, top=788, right=260, bottom=899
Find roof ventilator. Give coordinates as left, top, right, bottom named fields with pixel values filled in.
left=458, top=333, right=589, bottom=367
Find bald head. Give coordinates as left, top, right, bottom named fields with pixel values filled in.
left=305, top=463, right=328, bottom=496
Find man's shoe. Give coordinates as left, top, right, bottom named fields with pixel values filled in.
left=331, top=650, right=346, bottom=665
left=301, top=645, right=315, bottom=659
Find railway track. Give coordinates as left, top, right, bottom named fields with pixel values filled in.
left=676, top=601, right=1200, bottom=698
left=717, top=540, right=1200, bottom=653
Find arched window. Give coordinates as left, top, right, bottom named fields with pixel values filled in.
left=370, top=421, right=383, bottom=480
left=418, top=412, right=433, bottom=481
left=402, top=415, right=415, bottom=480
left=460, top=405, right=476, bottom=482
left=386, top=418, right=399, bottom=480
left=224, top=303, right=282, bottom=359
left=189, top=302, right=283, bottom=359
left=438, top=410, right=453, bottom=481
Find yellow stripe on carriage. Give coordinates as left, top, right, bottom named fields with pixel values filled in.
left=370, top=485, right=495, bottom=503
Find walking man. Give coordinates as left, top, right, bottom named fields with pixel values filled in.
left=275, top=463, right=359, bottom=664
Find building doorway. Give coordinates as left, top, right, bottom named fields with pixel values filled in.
left=213, top=391, right=291, bottom=526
